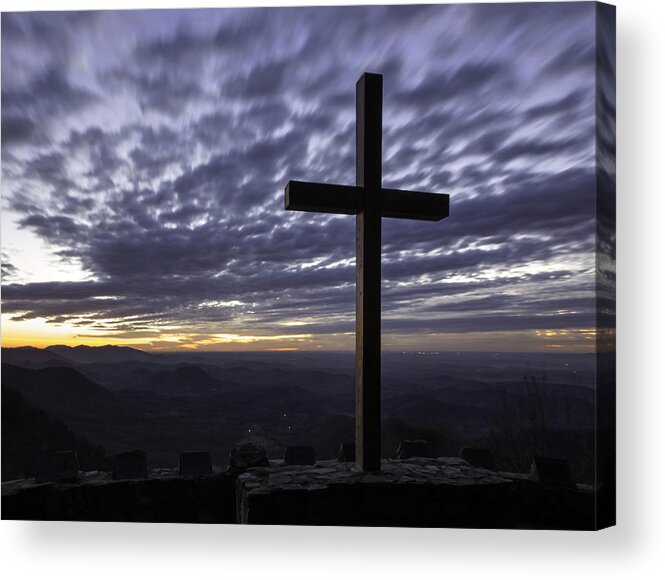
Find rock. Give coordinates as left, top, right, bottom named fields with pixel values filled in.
left=529, top=456, right=574, bottom=487
left=396, top=439, right=430, bottom=459
left=337, top=442, right=355, bottom=462
left=268, top=474, right=294, bottom=486
left=113, top=450, right=148, bottom=480
left=228, top=441, right=269, bottom=473
left=284, top=445, right=316, bottom=466
left=460, top=447, right=497, bottom=471
left=36, top=451, right=80, bottom=484
left=179, top=451, right=212, bottom=476
left=235, top=458, right=539, bottom=526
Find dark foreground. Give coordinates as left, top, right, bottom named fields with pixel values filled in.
left=2, top=456, right=609, bottom=530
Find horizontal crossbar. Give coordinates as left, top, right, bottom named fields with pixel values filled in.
left=285, top=181, right=362, bottom=215
left=381, top=188, right=449, bottom=221
left=285, top=181, right=449, bottom=221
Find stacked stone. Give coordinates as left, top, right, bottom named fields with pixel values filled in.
left=237, top=456, right=593, bottom=528
left=3, top=442, right=594, bottom=529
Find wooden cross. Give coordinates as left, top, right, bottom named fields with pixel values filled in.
left=284, top=72, right=449, bottom=471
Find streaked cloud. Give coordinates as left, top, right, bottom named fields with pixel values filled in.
left=1, top=4, right=600, bottom=351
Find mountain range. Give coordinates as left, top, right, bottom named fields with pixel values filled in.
left=1, top=345, right=599, bottom=481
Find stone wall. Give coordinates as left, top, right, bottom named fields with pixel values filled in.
left=2, top=456, right=599, bottom=529
left=236, top=458, right=596, bottom=529
left=2, top=469, right=236, bottom=523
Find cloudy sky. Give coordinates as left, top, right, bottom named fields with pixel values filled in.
left=1, top=3, right=602, bottom=351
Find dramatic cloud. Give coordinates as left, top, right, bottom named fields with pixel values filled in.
left=1, top=4, right=601, bottom=351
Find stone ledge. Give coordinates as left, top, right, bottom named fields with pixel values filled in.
left=239, top=457, right=511, bottom=492
left=2, top=467, right=225, bottom=495
left=237, top=458, right=595, bottom=529
left=2, top=457, right=596, bottom=528
left=2, top=468, right=235, bottom=523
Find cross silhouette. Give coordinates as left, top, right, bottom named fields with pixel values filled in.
left=284, top=72, right=449, bottom=471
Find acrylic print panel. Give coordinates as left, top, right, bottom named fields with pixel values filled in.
left=1, top=2, right=615, bottom=529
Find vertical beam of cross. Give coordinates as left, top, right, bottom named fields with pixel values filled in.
left=355, top=73, right=383, bottom=471
left=284, top=72, right=449, bottom=472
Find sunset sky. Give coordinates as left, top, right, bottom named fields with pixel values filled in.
left=1, top=3, right=603, bottom=352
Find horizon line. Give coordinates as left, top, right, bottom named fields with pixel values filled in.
left=1, top=343, right=597, bottom=356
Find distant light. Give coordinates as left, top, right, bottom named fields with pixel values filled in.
left=248, top=429, right=251, bottom=433
left=283, top=413, right=287, bottom=417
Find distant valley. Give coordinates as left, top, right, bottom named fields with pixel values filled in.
left=2, top=346, right=601, bottom=482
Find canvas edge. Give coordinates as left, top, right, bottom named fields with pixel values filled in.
left=594, top=0, right=617, bottom=531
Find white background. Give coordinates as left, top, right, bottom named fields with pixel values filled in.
left=1, top=0, right=663, bottom=578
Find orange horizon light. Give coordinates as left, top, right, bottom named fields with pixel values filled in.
left=265, top=347, right=300, bottom=351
